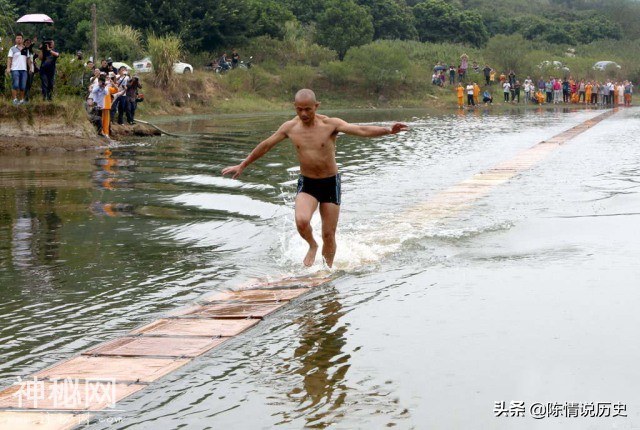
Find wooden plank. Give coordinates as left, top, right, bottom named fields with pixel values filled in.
left=202, top=288, right=309, bottom=303
left=182, top=302, right=284, bottom=319
left=0, top=382, right=144, bottom=411
left=0, top=411, right=90, bottom=430
left=83, top=336, right=226, bottom=358
left=131, top=318, right=259, bottom=337
left=34, top=356, right=189, bottom=384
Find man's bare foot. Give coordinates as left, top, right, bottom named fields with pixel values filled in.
left=322, top=251, right=335, bottom=268
left=304, top=243, right=318, bottom=266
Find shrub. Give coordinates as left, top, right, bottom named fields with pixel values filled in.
left=279, top=64, right=317, bottom=95
left=98, top=25, right=144, bottom=63
left=147, top=34, right=182, bottom=89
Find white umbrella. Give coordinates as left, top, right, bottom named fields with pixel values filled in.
left=16, top=14, right=54, bottom=24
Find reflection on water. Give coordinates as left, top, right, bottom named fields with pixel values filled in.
left=286, top=288, right=348, bottom=427
left=1, top=107, right=639, bottom=428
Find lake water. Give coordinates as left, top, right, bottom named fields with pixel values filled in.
left=1, top=106, right=639, bottom=429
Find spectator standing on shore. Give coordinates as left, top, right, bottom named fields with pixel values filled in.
left=562, top=79, right=570, bottom=103
left=524, top=79, right=532, bottom=103
left=460, top=54, right=468, bottom=81
left=125, top=76, right=142, bottom=124
left=22, top=38, right=35, bottom=102
left=513, top=80, right=521, bottom=103
left=6, top=33, right=32, bottom=105
left=115, top=66, right=130, bottom=124
left=624, top=81, right=632, bottom=106
left=585, top=81, right=592, bottom=104
left=466, top=82, right=475, bottom=106
left=89, top=75, right=118, bottom=137
left=483, top=64, right=491, bottom=85
left=553, top=79, right=562, bottom=104
left=502, top=80, right=511, bottom=102
left=456, top=82, right=464, bottom=108
left=39, top=39, right=59, bottom=101
left=449, top=65, right=455, bottom=85
left=473, top=82, right=480, bottom=105
left=545, top=79, right=553, bottom=103
left=99, top=59, right=110, bottom=74
left=578, top=80, right=586, bottom=103
left=457, top=64, right=464, bottom=83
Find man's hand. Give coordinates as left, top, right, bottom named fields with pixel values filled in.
left=389, top=123, right=408, bottom=134
left=221, top=164, right=244, bottom=179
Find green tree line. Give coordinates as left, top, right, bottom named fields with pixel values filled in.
left=2, top=0, right=638, bottom=60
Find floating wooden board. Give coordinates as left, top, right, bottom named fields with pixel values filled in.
left=0, top=382, right=144, bottom=410
left=34, top=356, right=190, bottom=384
left=131, top=318, right=259, bottom=337
left=83, top=336, right=226, bottom=358
left=182, top=302, right=284, bottom=319
left=0, top=411, right=90, bottom=430
left=203, top=288, right=309, bottom=303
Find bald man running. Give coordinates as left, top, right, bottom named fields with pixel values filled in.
left=222, top=89, right=407, bottom=267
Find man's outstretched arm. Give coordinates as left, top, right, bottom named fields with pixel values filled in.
left=221, top=124, right=288, bottom=179
left=333, top=118, right=408, bottom=137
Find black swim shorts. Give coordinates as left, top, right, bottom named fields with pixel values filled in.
left=296, top=174, right=341, bottom=205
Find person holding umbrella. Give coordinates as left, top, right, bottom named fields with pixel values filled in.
left=39, top=38, right=59, bottom=100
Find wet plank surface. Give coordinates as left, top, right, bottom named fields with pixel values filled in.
left=203, top=288, right=309, bottom=303
left=131, top=318, right=259, bottom=337
left=181, top=302, right=285, bottom=319
left=34, top=356, right=190, bottom=384
left=83, top=336, right=226, bottom=358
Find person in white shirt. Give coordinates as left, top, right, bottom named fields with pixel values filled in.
left=466, top=83, right=475, bottom=106
left=5, top=33, right=32, bottom=105
left=503, top=81, right=511, bottom=102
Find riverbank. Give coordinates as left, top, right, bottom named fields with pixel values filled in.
left=0, top=98, right=161, bottom=152
left=0, top=75, right=622, bottom=152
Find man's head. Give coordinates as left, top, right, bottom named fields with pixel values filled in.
left=294, top=89, right=319, bottom=123
left=101, top=59, right=107, bottom=67
left=107, top=57, right=113, bottom=64
left=15, top=33, right=23, bottom=45
left=24, top=39, right=31, bottom=47
left=98, top=76, right=106, bottom=86
left=87, top=60, right=94, bottom=69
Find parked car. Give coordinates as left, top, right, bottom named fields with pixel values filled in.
left=593, top=61, right=621, bottom=71
left=112, top=62, right=133, bottom=72
left=133, top=57, right=193, bottom=74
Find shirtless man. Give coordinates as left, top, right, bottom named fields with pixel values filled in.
left=222, top=89, right=407, bottom=267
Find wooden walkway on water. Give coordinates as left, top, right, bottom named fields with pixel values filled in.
left=0, top=108, right=619, bottom=429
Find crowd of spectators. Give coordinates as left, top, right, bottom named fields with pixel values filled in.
left=86, top=57, right=143, bottom=137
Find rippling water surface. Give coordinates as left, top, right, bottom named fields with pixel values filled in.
left=1, top=107, right=639, bottom=429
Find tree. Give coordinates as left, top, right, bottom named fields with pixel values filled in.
left=413, top=0, right=461, bottom=43
left=358, top=0, right=417, bottom=41
left=316, top=0, right=374, bottom=60
left=248, top=0, right=296, bottom=39
left=458, top=10, right=489, bottom=46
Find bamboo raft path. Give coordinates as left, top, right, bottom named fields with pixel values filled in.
left=0, top=108, right=619, bottom=429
